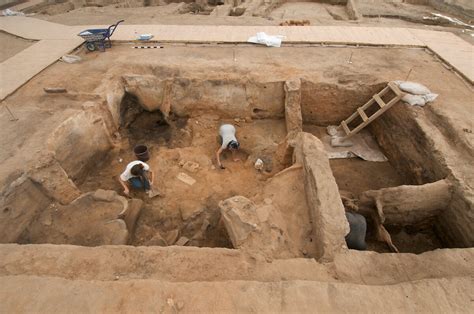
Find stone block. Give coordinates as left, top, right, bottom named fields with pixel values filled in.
left=219, top=196, right=259, bottom=247
left=284, top=78, right=303, bottom=135
left=297, top=132, right=349, bottom=261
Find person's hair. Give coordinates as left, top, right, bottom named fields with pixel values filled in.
left=131, top=163, right=147, bottom=188
left=228, top=140, right=240, bottom=150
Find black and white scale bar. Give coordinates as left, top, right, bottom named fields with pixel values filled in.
left=132, top=45, right=163, bottom=49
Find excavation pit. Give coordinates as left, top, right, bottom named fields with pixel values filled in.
left=79, top=112, right=289, bottom=248
left=0, top=44, right=472, bottom=260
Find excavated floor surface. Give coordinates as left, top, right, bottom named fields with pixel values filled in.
left=79, top=115, right=289, bottom=248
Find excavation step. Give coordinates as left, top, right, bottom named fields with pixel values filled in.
left=0, top=244, right=472, bottom=285
left=0, top=275, right=471, bottom=313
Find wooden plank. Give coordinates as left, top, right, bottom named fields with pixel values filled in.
left=373, top=94, right=386, bottom=108
left=341, top=121, right=350, bottom=135
left=384, top=94, right=402, bottom=108
left=360, top=97, right=376, bottom=111
left=342, top=110, right=360, bottom=124
left=377, top=86, right=390, bottom=97
left=388, top=81, right=403, bottom=96
left=357, top=107, right=368, bottom=122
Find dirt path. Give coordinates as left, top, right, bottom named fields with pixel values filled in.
left=0, top=31, right=36, bottom=63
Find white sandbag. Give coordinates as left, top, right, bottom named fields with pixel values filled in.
left=2, top=9, right=25, bottom=16
left=424, top=93, right=438, bottom=103
left=402, top=93, right=438, bottom=106
left=402, top=94, right=426, bottom=106
left=60, top=55, right=82, bottom=64
left=395, top=81, right=431, bottom=95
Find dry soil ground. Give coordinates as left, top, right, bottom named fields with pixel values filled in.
left=25, top=1, right=474, bottom=44
left=0, top=30, right=36, bottom=62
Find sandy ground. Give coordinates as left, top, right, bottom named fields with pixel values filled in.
left=26, top=1, right=474, bottom=44
left=79, top=115, right=290, bottom=248
left=0, top=31, right=36, bottom=63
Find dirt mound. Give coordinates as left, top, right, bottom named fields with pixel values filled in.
left=18, top=190, right=142, bottom=246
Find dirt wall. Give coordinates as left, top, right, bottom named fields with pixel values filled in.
left=370, top=104, right=473, bottom=248
left=370, top=104, right=447, bottom=185
left=429, top=0, right=474, bottom=19
left=301, top=80, right=386, bottom=126
left=0, top=177, right=51, bottom=243
left=47, top=109, right=114, bottom=183
left=438, top=188, right=474, bottom=247
left=121, top=75, right=285, bottom=120
left=119, top=74, right=386, bottom=125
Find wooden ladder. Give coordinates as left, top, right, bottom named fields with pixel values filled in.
left=339, top=82, right=404, bottom=139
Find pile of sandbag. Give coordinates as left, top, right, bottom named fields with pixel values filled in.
left=394, top=81, right=438, bottom=107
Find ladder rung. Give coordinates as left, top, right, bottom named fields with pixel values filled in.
left=388, top=81, right=402, bottom=96
left=341, top=121, right=350, bottom=135
left=373, top=94, right=386, bottom=108
left=357, top=107, right=368, bottom=122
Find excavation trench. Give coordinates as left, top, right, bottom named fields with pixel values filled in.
left=99, top=80, right=447, bottom=254
left=3, top=49, right=470, bottom=258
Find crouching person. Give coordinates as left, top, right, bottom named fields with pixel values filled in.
left=216, top=124, right=241, bottom=169
left=119, top=160, right=154, bottom=196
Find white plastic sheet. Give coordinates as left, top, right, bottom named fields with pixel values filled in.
left=2, top=9, right=25, bottom=16
left=248, top=32, right=285, bottom=47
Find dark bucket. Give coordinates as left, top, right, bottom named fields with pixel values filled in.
left=134, top=144, right=150, bottom=162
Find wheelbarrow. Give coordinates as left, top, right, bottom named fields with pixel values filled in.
left=78, top=20, right=124, bottom=52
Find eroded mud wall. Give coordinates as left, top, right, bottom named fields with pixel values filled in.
left=47, top=109, right=113, bottom=184
left=370, top=104, right=447, bottom=185
left=121, top=75, right=285, bottom=120
left=0, top=177, right=51, bottom=243
left=119, top=74, right=387, bottom=126
left=370, top=105, right=473, bottom=248
left=301, top=80, right=386, bottom=125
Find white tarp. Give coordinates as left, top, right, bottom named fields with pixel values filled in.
left=424, top=13, right=474, bottom=29
left=1, top=9, right=25, bottom=16
left=248, top=32, right=285, bottom=47
left=325, top=127, right=388, bottom=162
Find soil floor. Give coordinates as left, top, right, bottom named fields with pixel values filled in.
left=79, top=115, right=288, bottom=247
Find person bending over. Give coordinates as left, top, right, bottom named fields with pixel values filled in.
left=119, top=160, right=154, bottom=196
left=216, top=124, right=240, bottom=169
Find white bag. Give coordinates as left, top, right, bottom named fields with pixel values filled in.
left=402, top=93, right=438, bottom=107
left=254, top=158, right=264, bottom=170
left=60, top=55, right=82, bottom=64
left=395, top=81, right=431, bottom=95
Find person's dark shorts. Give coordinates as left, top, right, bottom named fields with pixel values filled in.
left=128, top=177, right=150, bottom=191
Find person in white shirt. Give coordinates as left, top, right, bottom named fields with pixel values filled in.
left=216, top=124, right=240, bottom=169
left=118, top=160, right=154, bottom=196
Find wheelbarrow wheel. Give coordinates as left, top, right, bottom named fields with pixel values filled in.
left=85, top=42, right=96, bottom=51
